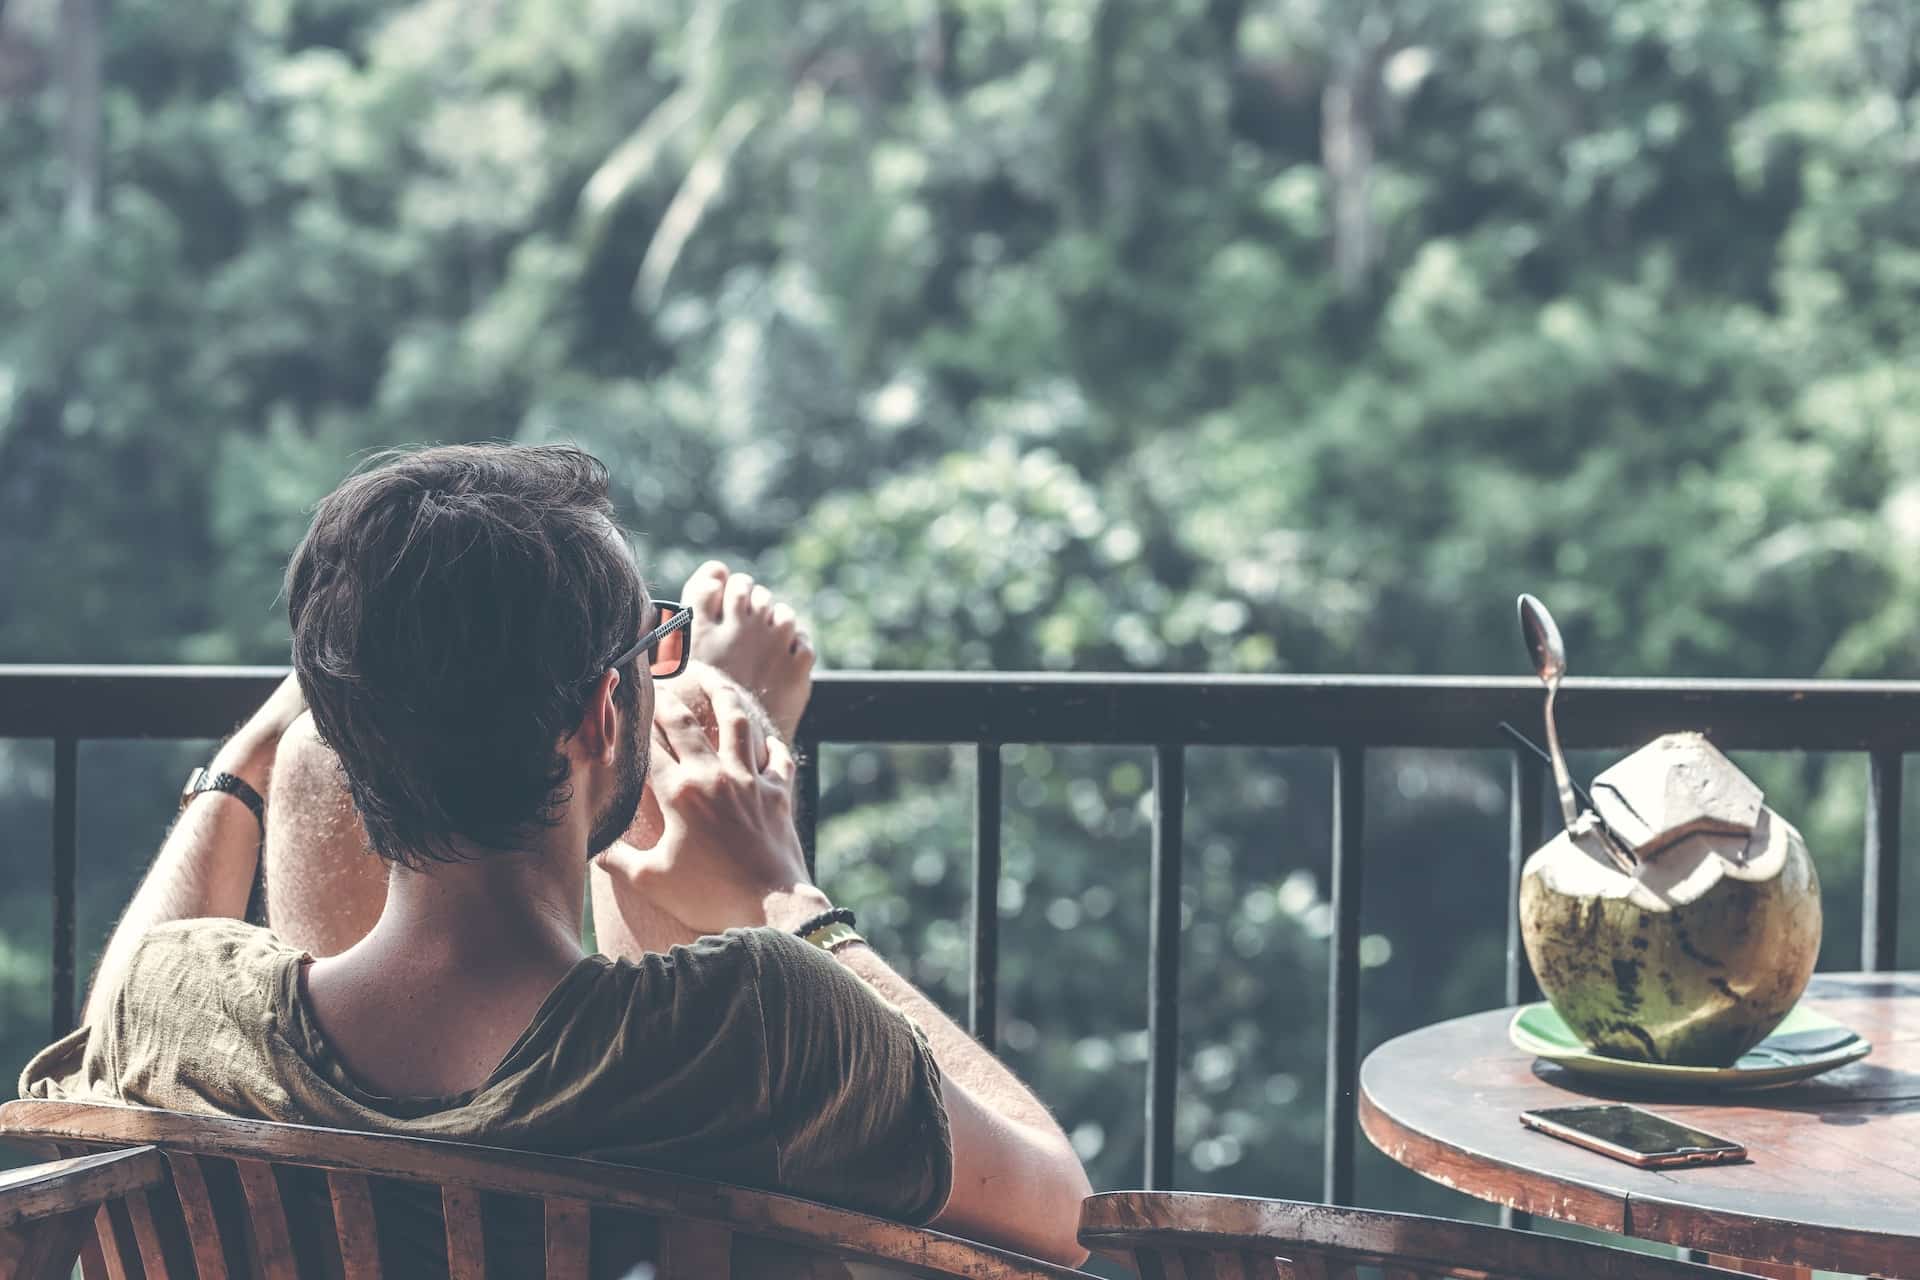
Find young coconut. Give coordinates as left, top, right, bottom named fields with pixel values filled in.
left=1518, top=733, right=1821, bottom=1066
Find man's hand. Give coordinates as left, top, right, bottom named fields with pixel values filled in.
left=212, top=672, right=309, bottom=796
left=601, top=680, right=827, bottom=936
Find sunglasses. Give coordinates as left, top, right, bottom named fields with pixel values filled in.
left=608, top=599, right=693, bottom=681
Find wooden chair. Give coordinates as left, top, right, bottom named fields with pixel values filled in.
left=0, top=1100, right=1097, bottom=1280
left=1, top=1145, right=172, bottom=1279
left=1079, top=1191, right=1749, bottom=1279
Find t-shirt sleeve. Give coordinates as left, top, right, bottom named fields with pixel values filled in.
left=19, top=919, right=298, bottom=1114
left=746, top=930, right=953, bottom=1224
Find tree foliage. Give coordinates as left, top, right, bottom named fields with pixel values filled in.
left=4, top=0, right=1920, bottom=1222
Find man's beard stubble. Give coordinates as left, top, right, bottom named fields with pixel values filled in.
left=586, top=715, right=647, bottom=858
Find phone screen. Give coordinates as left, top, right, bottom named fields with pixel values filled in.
left=1524, top=1104, right=1739, bottom=1156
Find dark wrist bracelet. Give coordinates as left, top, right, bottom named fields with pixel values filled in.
left=792, top=907, right=856, bottom=938
left=179, top=768, right=267, bottom=834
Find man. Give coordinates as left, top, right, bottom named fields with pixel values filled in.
left=22, top=443, right=1091, bottom=1266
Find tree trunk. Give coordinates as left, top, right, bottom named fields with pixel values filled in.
left=1321, top=52, right=1380, bottom=301
left=58, top=0, right=101, bottom=237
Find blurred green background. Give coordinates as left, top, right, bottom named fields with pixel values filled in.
left=4, top=0, right=1920, bottom=1263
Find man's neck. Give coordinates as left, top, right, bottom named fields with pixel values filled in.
left=301, top=836, right=593, bottom=1099
left=369, top=837, right=590, bottom=973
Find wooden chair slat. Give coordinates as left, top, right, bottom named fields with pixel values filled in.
left=126, top=1188, right=178, bottom=1279
left=1222, top=1251, right=1279, bottom=1280
left=1131, top=1247, right=1184, bottom=1280
left=0, top=1151, right=170, bottom=1280
left=162, top=1153, right=232, bottom=1280
left=91, top=1201, right=137, bottom=1280
left=0, top=1206, right=97, bottom=1280
left=441, top=1184, right=488, bottom=1280
left=327, top=1170, right=383, bottom=1280
left=78, top=1228, right=109, bottom=1280
left=235, top=1158, right=300, bottom=1279
left=131, top=1189, right=200, bottom=1280
left=734, top=1241, right=854, bottom=1279
left=1705, top=1259, right=1808, bottom=1280
left=660, top=1218, right=732, bottom=1280
left=1177, top=1246, right=1215, bottom=1279
left=1244, top=1252, right=1285, bottom=1280
left=542, top=1198, right=590, bottom=1280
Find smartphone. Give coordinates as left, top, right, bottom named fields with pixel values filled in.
left=1519, top=1104, right=1746, bottom=1169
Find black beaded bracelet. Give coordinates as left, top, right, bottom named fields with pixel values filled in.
left=792, top=907, right=856, bottom=938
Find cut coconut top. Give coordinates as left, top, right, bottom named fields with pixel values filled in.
left=1589, top=732, right=1764, bottom=859
left=1525, top=806, right=1801, bottom=910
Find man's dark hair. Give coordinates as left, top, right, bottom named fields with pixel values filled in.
left=286, top=443, right=644, bottom=867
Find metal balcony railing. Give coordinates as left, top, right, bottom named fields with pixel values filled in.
left=1, top=666, right=1913, bottom=1207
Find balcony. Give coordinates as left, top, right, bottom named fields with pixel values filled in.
left=0, top=665, right=1912, bottom=1210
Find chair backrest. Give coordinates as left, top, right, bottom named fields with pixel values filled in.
left=1079, top=1191, right=1746, bottom=1279
left=0, top=1145, right=171, bottom=1279
left=0, top=1100, right=1095, bottom=1280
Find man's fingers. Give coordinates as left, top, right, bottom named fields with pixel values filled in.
left=711, top=683, right=757, bottom=772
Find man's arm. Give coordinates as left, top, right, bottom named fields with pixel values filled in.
left=597, top=682, right=1093, bottom=1265
left=829, top=942, right=1092, bottom=1264
left=84, top=675, right=306, bottom=1025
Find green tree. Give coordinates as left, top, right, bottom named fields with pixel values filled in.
left=6, top=0, right=1920, bottom=1229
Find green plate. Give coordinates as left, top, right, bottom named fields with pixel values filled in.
left=1509, top=1002, right=1871, bottom=1091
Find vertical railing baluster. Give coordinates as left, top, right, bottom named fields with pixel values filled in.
left=1505, top=749, right=1545, bottom=1008
left=796, top=739, right=820, bottom=878
left=52, top=736, right=78, bottom=1037
left=1323, top=745, right=1364, bottom=1207
left=970, top=742, right=1002, bottom=1049
left=1145, top=744, right=1185, bottom=1191
left=1863, top=750, right=1902, bottom=972
left=1503, top=748, right=1546, bottom=1231
left=1320, top=744, right=1367, bottom=1205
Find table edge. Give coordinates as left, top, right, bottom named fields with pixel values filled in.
left=1358, top=989, right=1920, bottom=1276
left=1355, top=1078, right=1632, bottom=1235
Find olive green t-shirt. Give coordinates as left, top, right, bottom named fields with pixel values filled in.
left=21, top=919, right=952, bottom=1224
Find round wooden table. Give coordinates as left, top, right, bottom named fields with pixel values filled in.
left=1360, top=973, right=1920, bottom=1278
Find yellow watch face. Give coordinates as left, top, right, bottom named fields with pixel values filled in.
left=803, top=920, right=864, bottom=952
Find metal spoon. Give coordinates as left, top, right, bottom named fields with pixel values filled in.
left=1516, top=593, right=1582, bottom=832
left=1515, top=595, right=1639, bottom=874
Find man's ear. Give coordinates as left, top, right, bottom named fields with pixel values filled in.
left=575, top=668, right=623, bottom=765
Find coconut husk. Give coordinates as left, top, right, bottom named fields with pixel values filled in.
left=1521, top=732, right=1822, bottom=1066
